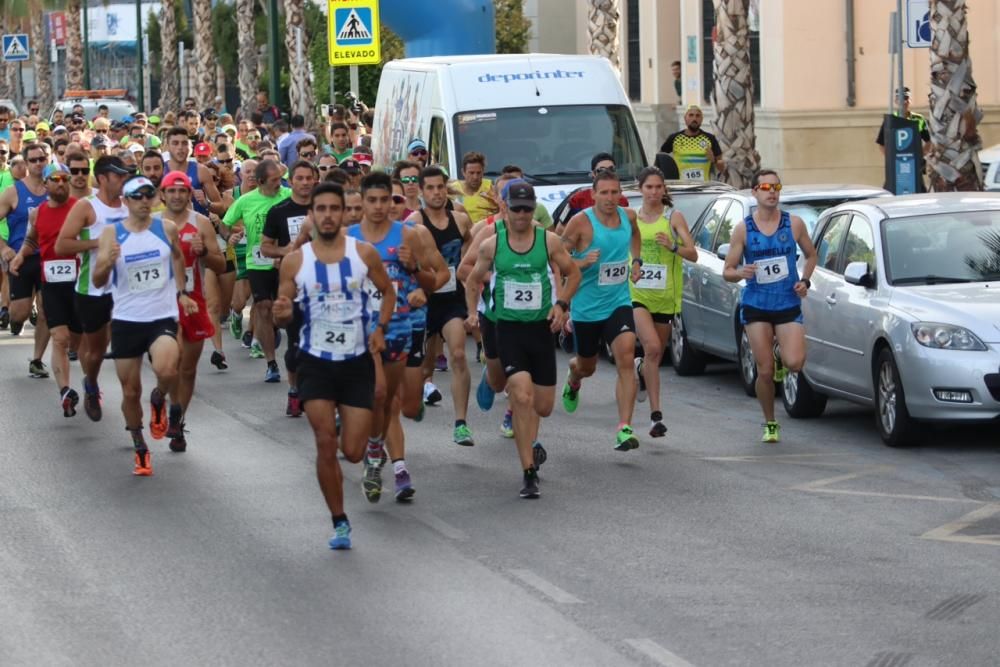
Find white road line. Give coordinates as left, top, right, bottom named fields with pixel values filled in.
left=625, top=638, right=697, bottom=667
left=921, top=503, right=1000, bottom=546
left=791, top=465, right=984, bottom=503
left=791, top=466, right=895, bottom=490
left=412, top=512, right=468, bottom=541
left=702, top=452, right=853, bottom=462
left=508, top=569, right=584, bottom=604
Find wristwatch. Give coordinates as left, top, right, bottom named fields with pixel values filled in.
left=177, top=289, right=191, bottom=299
left=378, top=322, right=390, bottom=334
left=802, top=278, right=812, bottom=289
left=555, top=299, right=570, bottom=312
left=631, top=258, right=643, bottom=267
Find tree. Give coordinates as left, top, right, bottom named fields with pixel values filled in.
left=64, top=0, right=83, bottom=91
left=927, top=0, right=983, bottom=191
left=192, top=0, right=216, bottom=106
left=236, top=0, right=257, bottom=120
left=158, top=0, right=180, bottom=113
left=711, top=0, right=760, bottom=188
left=282, top=0, right=315, bottom=128
left=587, top=0, right=620, bottom=71
left=29, top=4, right=52, bottom=110
left=0, top=12, right=15, bottom=99
left=495, top=0, right=530, bottom=54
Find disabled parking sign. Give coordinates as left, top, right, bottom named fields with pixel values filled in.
left=328, top=0, right=381, bottom=66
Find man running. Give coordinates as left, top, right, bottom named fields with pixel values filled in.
left=66, top=152, right=93, bottom=199
left=56, top=155, right=132, bottom=421
left=160, top=171, right=226, bottom=452
left=273, top=181, right=397, bottom=549
left=465, top=182, right=580, bottom=497
left=723, top=169, right=817, bottom=443
left=408, top=166, right=475, bottom=446
left=93, top=176, right=199, bottom=476
left=165, top=127, right=222, bottom=218
left=9, top=164, right=80, bottom=415
left=560, top=169, right=643, bottom=451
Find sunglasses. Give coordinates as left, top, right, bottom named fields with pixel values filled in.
left=47, top=174, right=70, bottom=183
left=300, top=151, right=317, bottom=159
left=595, top=165, right=616, bottom=173
left=409, top=149, right=427, bottom=157
left=217, top=158, right=233, bottom=165
left=318, top=165, right=332, bottom=171
left=27, top=156, right=47, bottom=164
left=11, top=128, right=24, bottom=132
left=70, top=167, right=90, bottom=175
left=509, top=205, right=534, bottom=213
left=755, top=183, right=782, bottom=192
left=391, top=195, right=406, bottom=204
left=400, top=176, right=419, bottom=184
left=94, top=129, right=108, bottom=134
left=247, top=135, right=261, bottom=141
left=126, top=190, right=157, bottom=200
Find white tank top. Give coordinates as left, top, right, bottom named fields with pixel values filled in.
left=77, top=194, right=127, bottom=297
left=296, top=237, right=370, bottom=361
left=110, top=217, right=178, bottom=322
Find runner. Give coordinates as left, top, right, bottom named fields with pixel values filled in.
left=347, top=171, right=447, bottom=504
left=56, top=155, right=132, bottom=421
left=464, top=182, right=581, bottom=497
left=160, top=171, right=226, bottom=452
left=630, top=167, right=697, bottom=437
left=272, top=182, right=396, bottom=550
left=409, top=165, right=476, bottom=446
left=165, top=127, right=222, bottom=218
left=66, top=152, right=93, bottom=199
left=261, top=159, right=317, bottom=416
left=9, top=164, right=80, bottom=415
left=722, top=169, right=817, bottom=443
left=560, top=169, right=643, bottom=451
left=92, top=176, right=199, bottom=475
left=227, top=159, right=256, bottom=346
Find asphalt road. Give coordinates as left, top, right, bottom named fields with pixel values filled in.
left=1, top=325, right=998, bottom=667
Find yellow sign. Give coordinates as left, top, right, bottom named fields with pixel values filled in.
left=328, top=0, right=381, bottom=66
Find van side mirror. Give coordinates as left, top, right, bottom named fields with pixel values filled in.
left=716, top=243, right=731, bottom=261
left=844, top=261, right=874, bottom=288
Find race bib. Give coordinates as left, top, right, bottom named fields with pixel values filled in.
left=126, top=259, right=166, bottom=293
left=634, top=263, right=667, bottom=290
left=436, top=266, right=457, bottom=294
left=286, top=215, right=306, bottom=239
left=365, top=280, right=385, bottom=314
left=503, top=280, right=542, bottom=310
left=216, top=235, right=227, bottom=252
left=598, top=260, right=628, bottom=286
left=682, top=168, right=705, bottom=181
left=755, top=256, right=789, bottom=285
left=250, top=244, right=274, bottom=267
left=44, top=259, right=77, bottom=283
left=311, top=319, right=357, bottom=356
left=185, top=266, right=196, bottom=292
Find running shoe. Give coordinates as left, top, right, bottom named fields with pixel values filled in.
left=149, top=388, right=168, bottom=440
left=264, top=362, right=281, bottom=383
left=241, top=330, right=253, bottom=349
left=210, top=350, right=228, bottom=370
left=635, top=357, right=647, bottom=403
left=773, top=342, right=787, bottom=383
left=394, top=469, right=415, bottom=502
left=230, top=311, right=243, bottom=340
left=61, top=388, right=79, bottom=418
left=412, top=403, right=425, bottom=422
left=250, top=342, right=265, bottom=359
left=29, top=306, right=37, bottom=327
left=286, top=392, right=302, bottom=417
left=67, top=350, right=78, bottom=362
left=476, top=366, right=495, bottom=411
left=362, top=445, right=386, bottom=503
left=520, top=468, right=540, bottom=499
left=0, top=307, right=8, bottom=330
left=10, top=319, right=23, bottom=336
left=435, top=354, right=448, bottom=372
left=82, top=378, right=102, bottom=422
left=28, top=359, right=49, bottom=378
left=533, top=442, right=547, bottom=469
left=423, top=381, right=442, bottom=406
left=453, top=423, right=475, bottom=447
left=133, top=449, right=153, bottom=476
left=561, top=371, right=580, bottom=413
left=500, top=409, right=514, bottom=438
left=329, top=521, right=352, bottom=550
left=614, top=424, right=640, bottom=451
left=762, top=421, right=781, bottom=443
left=169, top=434, right=188, bottom=453
left=166, top=407, right=184, bottom=439
left=650, top=420, right=668, bottom=438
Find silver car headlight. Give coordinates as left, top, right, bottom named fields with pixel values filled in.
left=911, top=322, right=987, bottom=351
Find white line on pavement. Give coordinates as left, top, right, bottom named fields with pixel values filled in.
left=921, top=503, right=1000, bottom=546
left=790, top=466, right=984, bottom=503
left=625, top=638, right=697, bottom=667
left=411, top=512, right=468, bottom=541
left=508, top=569, right=584, bottom=604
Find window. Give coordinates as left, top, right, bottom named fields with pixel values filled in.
left=702, top=0, right=761, bottom=105
left=428, top=116, right=449, bottom=173
left=844, top=216, right=876, bottom=275
left=714, top=200, right=746, bottom=252
left=695, top=198, right=731, bottom=249
left=816, top=213, right=851, bottom=273
left=627, top=0, right=641, bottom=101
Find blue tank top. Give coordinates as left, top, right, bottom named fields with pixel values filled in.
left=185, top=161, right=208, bottom=216
left=571, top=207, right=633, bottom=322
left=8, top=180, right=48, bottom=252
left=740, top=211, right=801, bottom=312
left=346, top=221, right=412, bottom=341
left=403, top=220, right=426, bottom=330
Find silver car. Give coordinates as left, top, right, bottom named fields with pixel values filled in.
left=782, top=193, right=1000, bottom=446
left=670, top=185, right=891, bottom=395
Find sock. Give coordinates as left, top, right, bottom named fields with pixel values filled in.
left=617, top=421, right=630, bottom=431
left=127, top=427, right=146, bottom=451
left=504, top=408, right=512, bottom=416
left=392, top=459, right=406, bottom=475
left=569, top=377, right=581, bottom=389
left=651, top=410, right=663, bottom=423
left=455, top=419, right=466, bottom=428
left=60, top=385, right=69, bottom=397
left=169, top=403, right=183, bottom=424
left=524, top=466, right=537, bottom=477
left=367, top=437, right=383, bottom=455
left=268, top=360, right=278, bottom=370
left=332, top=513, right=348, bottom=527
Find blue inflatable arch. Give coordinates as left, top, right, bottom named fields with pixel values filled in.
left=379, top=0, right=496, bottom=56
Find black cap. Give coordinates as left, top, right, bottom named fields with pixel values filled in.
left=505, top=181, right=537, bottom=209
left=93, top=155, right=133, bottom=176
left=339, top=158, right=360, bottom=174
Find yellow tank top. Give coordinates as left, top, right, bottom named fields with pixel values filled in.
left=630, top=208, right=684, bottom=314
left=671, top=134, right=713, bottom=182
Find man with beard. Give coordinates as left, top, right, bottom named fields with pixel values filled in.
left=660, top=105, right=725, bottom=182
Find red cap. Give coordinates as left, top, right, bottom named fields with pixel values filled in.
left=355, top=153, right=373, bottom=166
left=161, top=171, right=193, bottom=190
left=193, top=142, right=213, bottom=157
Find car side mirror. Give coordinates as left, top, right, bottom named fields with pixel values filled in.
left=844, top=261, right=874, bottom=288
left=716, top=243, right=731, bottom=261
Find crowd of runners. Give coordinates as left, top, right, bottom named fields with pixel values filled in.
left=0, top=100, right=816, bottom=550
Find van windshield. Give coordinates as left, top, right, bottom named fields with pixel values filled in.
left=453, top=105, right=646, bottom=185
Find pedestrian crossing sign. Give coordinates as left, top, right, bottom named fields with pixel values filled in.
left=328, top=0, right=381, bottom=66
left=2, top=34, right=30, bottom=62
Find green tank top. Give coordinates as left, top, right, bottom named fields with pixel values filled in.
left=492, top=224, right=551, bottom=322
left=629, top=208, right=684, bottom=314
left=480, top=220, right=504, bottom=323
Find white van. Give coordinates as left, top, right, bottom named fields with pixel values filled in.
left=372, top=54, right=647, bottom=211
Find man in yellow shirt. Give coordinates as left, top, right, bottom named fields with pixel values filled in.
left=457, top=151, right=496, bottom=223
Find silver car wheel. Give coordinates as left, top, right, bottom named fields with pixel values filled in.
left=878, top=362, right=897, bottom=435
left=740, top=329, right=756, bottom=386
left=783, top=371, right=799, bottom=405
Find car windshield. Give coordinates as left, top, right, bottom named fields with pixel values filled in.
left=783, top=199, right=869, bottom=235
left=52, top=100, right=136, bottom=122
left=884, top=210, right=1000, bottom=285
left=454, top=105, right=646, bottom=184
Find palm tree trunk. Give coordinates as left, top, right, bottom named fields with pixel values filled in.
left=64, top=0, right=84, bottom=91
left=159, top=0, right=180, bottom=114
left=587, top=0, right=620, bottom=71
left=927, top=0, right=983, bottom=191
left=30, top=7, right=52, bottom=111
left=283, top=0, right=315, bottom=129
left=237, top=0, right=258, bottom=120
left=192, top=0, right=216, bottom=107
left=711, top=0, right=760, bottom=188
left=0, top=13, right=15, bottom=100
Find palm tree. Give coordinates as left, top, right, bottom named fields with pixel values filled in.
left=711, top=0, right=759, bottom=188
left=927, top=0, right=983, bottom=191
left=282, top=0, right=314, bottom=128
left=191, top=0, right=215, bottom=107
left=63, top=0, right=83, bottom=91
left=587, top=0, right=620, bottom=72
left=158, top=0, right=179, bottom=113
left=0, top=11, right=15, bottom=99
left=236, top=0, right=256, bottom=120
left=28, top=4, right=52, bottom=111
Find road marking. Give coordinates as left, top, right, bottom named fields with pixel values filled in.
left=702, top=452, right=853, bottom=462
left=625, top=638, right=697, bottom=667
left=921, top=504, right=1000, bottom=546
left=791, top=466, right=983, bottom=503
left=508, top=569, right=583, bottom=604
left=411, top=512, right=467, bottom=541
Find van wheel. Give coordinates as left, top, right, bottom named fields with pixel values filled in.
left=670, top=313, right=705, bottom=376
left=782, top=371, right=827, bottom=418
left=738, top=327, right=758, bottom=397
left=875, top=348, right=918, bottom=447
